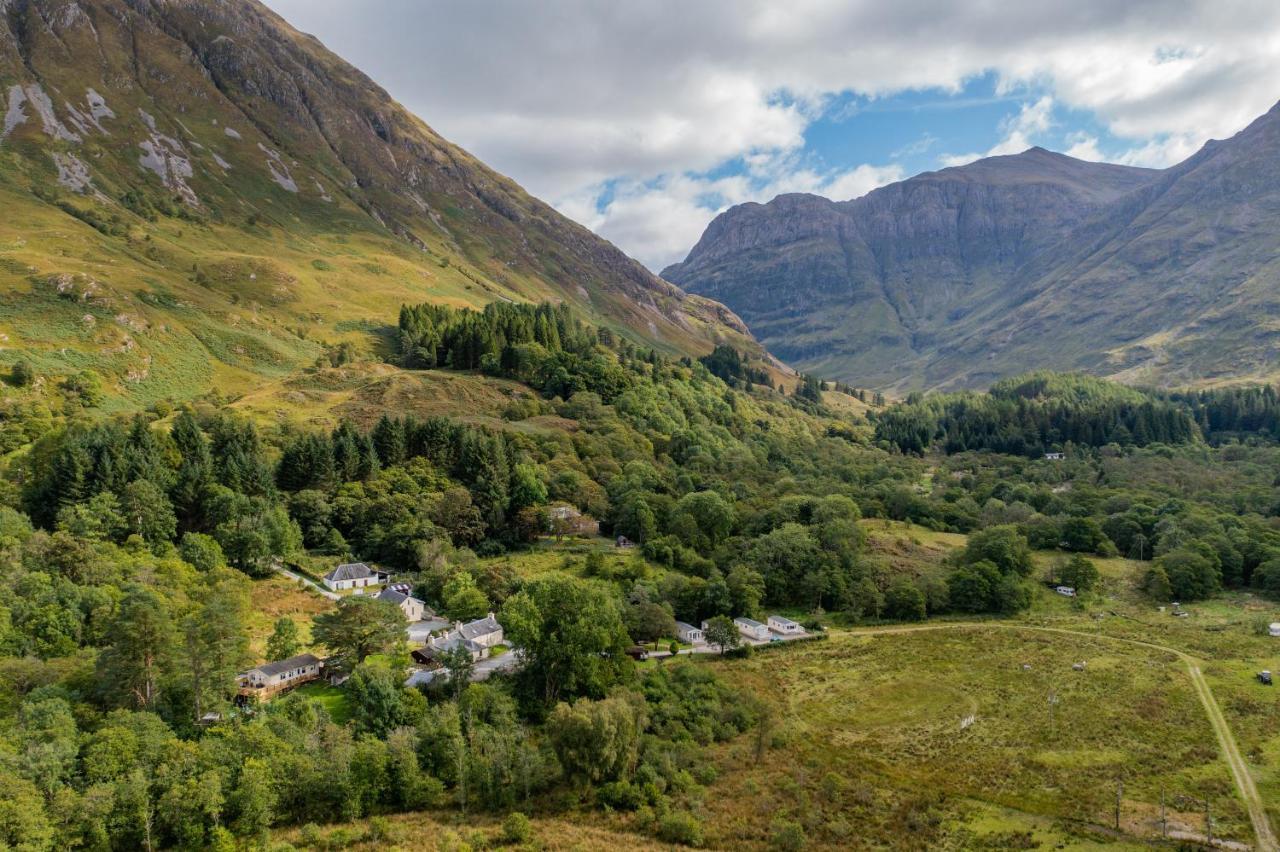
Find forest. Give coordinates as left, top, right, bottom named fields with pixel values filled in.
left=0, top=304, right=1278, bottom=848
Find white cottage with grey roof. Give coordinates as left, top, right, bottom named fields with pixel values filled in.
left=425, top=613, right=504, bottom=662
left=376, top=588, right=428, bottom=622
left=322, top=562, right=385, bottom=592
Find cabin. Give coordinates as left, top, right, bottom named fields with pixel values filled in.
left=767, top=615, right=803, bottom=635
left=734, top=617, right=769, bottom=641
left=675, top=621, right=703, bottom=644
left=238, top=653, right=322, bottom=700
left=1054, top=586, right=1077, bottom=597
left=322, top=562, right=387, bottom=592
left=375, top=587, right=429, bottom=622
left=1044, top=452, right=1065, bottom=461
left=424, top=613, right=505, bottom=662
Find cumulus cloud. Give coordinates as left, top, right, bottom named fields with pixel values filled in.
left=561, top=158, right=904, bottom=269
left=940, top=96, right=1056, bottom=166
left=266, top=0, right=1280, bottom=267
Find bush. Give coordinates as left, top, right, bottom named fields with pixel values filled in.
left=10, top=360, right=33, bottom=387
left=364, top=817, right=393, bottom=843
left=298, top=824, right=322, bottom=847
left=501, top=811, right=532, bottom=843
left=598, top=780, right=645, bottom=811
left=656, top=810, right=704, bottom=847
left=770, top=818, right=807, bottom=851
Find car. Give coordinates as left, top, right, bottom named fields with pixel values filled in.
left=1258, top=670, right=1273, bottom=686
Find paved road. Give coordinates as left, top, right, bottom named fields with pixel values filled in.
left=272, top=565, right=340, bottom=601
left=840, top=622, right=1277, bottom=852
left=404, top=650, right=521, bottom=688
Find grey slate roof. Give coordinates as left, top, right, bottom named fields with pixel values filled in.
left=458, top=613, right=501, bottom=641
left=251, top=653, right=320, bottom=678
left=430, top=634, right=486, bottom=655
left=734, top=617, right=766, bottom=629
left=768, top=615, right=801, bottom=627
left=376, top=588, right=410, bottom=605
left=324, top=562, right=373, bottom=582
left=675, top=621, right=700, bottom=633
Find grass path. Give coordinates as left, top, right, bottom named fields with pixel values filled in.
left=843, top=621, right=1278, bottom=852
left=271, top=564, right=340, bottom=601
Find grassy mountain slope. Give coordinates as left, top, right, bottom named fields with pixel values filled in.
left=0, top=0, right=760, bottom=411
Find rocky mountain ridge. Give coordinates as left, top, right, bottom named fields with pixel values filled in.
left=664, top=111, right=1280, bottom=391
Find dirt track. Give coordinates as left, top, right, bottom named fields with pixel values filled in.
left=843, top=622, right=1278, bottom=852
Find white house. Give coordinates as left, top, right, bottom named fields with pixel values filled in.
left=734, top=617, right=769, bottom=641
left=1270, top=622, right=1280, bottom=637
left=426, top=613, right=505, bottom=662
left=376, top=588, right=429, bottom=622
left=675, top=621, right=703, bottom=644
left=1054, top=586, right=1077, bottom=597
left=1044, top=452, right=1065, bottom=461
left=322, top=562, right=386, bottom=592
left=767, top=615, right=803, bottom=635
left=237, top=653, right=322, bottom=700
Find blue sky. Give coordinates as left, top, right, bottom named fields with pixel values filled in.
left=265, top=0, right=1280, bottom=269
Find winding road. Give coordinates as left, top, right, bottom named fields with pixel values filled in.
left=841, top=621, right=1278, bottom=852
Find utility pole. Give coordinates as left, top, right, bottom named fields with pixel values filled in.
left=1115, top=781, right=1123, bottom=831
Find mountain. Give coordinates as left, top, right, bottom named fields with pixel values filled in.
left=664, top=113, right=1280, bottom=392
left=0, top=0, right=761, bottom=410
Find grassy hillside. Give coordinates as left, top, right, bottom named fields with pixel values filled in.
left=0, top=0, right=765, bottom=416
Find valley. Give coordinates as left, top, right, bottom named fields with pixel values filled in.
left=0, top=2, right=1278, bottom=851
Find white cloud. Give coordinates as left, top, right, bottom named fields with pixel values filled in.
left=1115, top=134, right=1205, bottom=167
left=561, top=159, right=904, bottom=270
left=939, top=96, right=1057, bottom=166
left=266, top=0, right=1280, bottom=267
left=1063, top=132, right=1105, bottom=162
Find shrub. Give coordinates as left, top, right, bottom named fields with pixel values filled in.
left=770, top=818, right=807, bottom=851
left=365, top=817, right=393, bottom=843
left=598, top=780, right=645, bottom=811
left=501, top=812, right=532, bottom=844
left=656, top=810, right=704, bottom=847
left=298, top=824, right=322, bottom=847
left=10, top=360, right=33, bottom=387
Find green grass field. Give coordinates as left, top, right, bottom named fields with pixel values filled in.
left=293, top=683, right=353, bottom=726
left=698, top=627, right=1247, bottom=849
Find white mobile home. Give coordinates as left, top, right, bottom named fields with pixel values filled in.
left=734, top=617, right=769, bottom=641
left=767, top=615, right=803, bottom=635
left=675, top=621, right=703, bottom=644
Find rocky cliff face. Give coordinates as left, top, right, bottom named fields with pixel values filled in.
left=0, top=0, right=757, bottom=405
left=664, top=149, right=1158, bottom=388
left=943, top=103, right=1280, bottom=389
